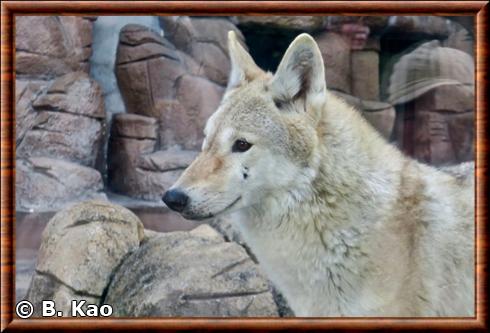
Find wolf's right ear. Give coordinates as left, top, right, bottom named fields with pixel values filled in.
left=227, top=31, right=262, bottom=91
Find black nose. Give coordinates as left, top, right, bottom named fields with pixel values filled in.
left=162, top=189, right=189, bottom=213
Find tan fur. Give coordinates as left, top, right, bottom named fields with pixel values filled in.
left=168, top=32, right=474, bottom=316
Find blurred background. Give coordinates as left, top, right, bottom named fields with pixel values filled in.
left=15, top=15, right=475, bottom=302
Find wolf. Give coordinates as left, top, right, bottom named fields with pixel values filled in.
left=163, top=31, right=475, bottom=317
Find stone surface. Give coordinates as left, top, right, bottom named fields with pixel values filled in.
left=115, top=24, right=187, bottom=117
left=137, top=149, right=198, bottom=172
left=15, top=17, right=107, bottom=212
left=393, top=86, right=474, bottom=166
left=316, top=32, right=352, bottom=94
left=105, top=225, right=279, bottom=316
left=108, top=132, right=197, bottom=200
left=107, top=134, right=156, bottom=198
left=15, top=255, right=37, bottom=304
left=112, top=113, right=158, bottom=140
left=386, top=16, right=450, bottom=38
left=89, top=17, right=162, bottom=116
left=115, top=24, right=224, bottom=150
left=388, top=40, right=474, bottom=165
left=107, top=112, right=199, bottom=200
left=351, top=50, right=380, bottom=101
left=25, top=201, right=144, bottom=316
left=160, top=17, right=244, bottom=85
left=235, top=16, right=325, bottom=33
left=17, top=111, right=103, bottom=167
left=33, top=71, right=105, bottom=119
left=325, top=16, right=389, bottom=34
left=388, top=41, right=474, bottom=105
left=172, top=75, right=224, bottom=149
left=26, top=273, right=100, bottom=317
left=16, top=16, right=94, bottom=78
left=16, top=158, right=107, bottom=212
left=15, top=80, right=47, bottom=147
left=16, top=72, right=105, bottom=167
left=443, top=21, right=474, bottom=56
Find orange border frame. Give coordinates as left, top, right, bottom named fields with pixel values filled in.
left=1, top=1, right=488, bottom=332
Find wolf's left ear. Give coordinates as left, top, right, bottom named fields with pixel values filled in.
left=227, top=31, right=262, bottom=91
left=270, top=34, right=326, bottom=118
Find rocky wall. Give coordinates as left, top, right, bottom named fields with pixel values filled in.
left=15, top=16, right=107, bottom=212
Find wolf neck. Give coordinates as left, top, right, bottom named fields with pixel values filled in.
left=233, top=93, right=404, bottom=315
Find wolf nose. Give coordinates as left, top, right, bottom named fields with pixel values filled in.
left=162, top=189, right=189, bottom=213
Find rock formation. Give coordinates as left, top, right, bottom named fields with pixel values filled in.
left=25, top=201, right=144, bottom=316
left=26, top=201, right=279, bottom=317
left=15, top=16, right=106, bottom=212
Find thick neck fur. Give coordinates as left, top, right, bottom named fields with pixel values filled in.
left=233, top=93, right=409, bottom=316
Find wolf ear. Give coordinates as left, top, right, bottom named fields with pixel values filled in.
left=270, top=34, right=326, bottom=117
left=227, top=31, right=262, bottom=90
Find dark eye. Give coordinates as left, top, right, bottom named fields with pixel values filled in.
left=232, top=139, right=252, bottom=153
left=273, top=99, right=285, bottom=109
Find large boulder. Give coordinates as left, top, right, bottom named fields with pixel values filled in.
left=160, top=17, right=244, bottom=85
left=25, top=201, right=144, bottom=316
left=316, top=32, right=352, bottom=94
left=115, top=24, right=224, bottom=150
left=107, top=113, right=200, bottom=200
left=16, top=16, right=94, bottom=78
left=392, top=85, right=474, bottom=165
left=15, top=80, right=47, bottom=147
left=108, top=113, right=198, bottom=200
left=16, top=72, right=105, bottom=167
left=388, top=40, right=474, bottom=165
left=15, top=17, right=106, bottom=212
left=105, top=225, right=279, bottom=316
left=16, top=158, right=106, bottom=212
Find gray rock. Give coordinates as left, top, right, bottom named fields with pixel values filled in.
left=137, top=149, right=198, bottom=172
left=235, top=16, right=325, bottom=33
left=15, top=256, right=37, bottom=304
left=17, top=72, right=106, bottom=168
left=26, top=273, right=100, bottom=317
left=108, top=123, right=200, bottom=200
left=15, top=80, right=47, bottom=147
left=105, top=225, right=279, bottom=317
left=159, top=17, right=243, bottom=85
left=33, top=71, right=105, bottom=119
left=112, top=113, right=158, bottom=140
left=317, top=32, right=352, bottom=94
left=37, top=201, right=144, bottom=294
left=25, top=201, right=145, bottom=316
left=16, top=157, right=107, bottom=212
left=16, top=16, right=94, bottom=78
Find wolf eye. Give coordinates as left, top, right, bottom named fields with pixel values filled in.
left=232, top=139, right=252, bottom=153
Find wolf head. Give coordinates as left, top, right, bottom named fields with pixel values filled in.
left=163, top=31, right=327, bottom=220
